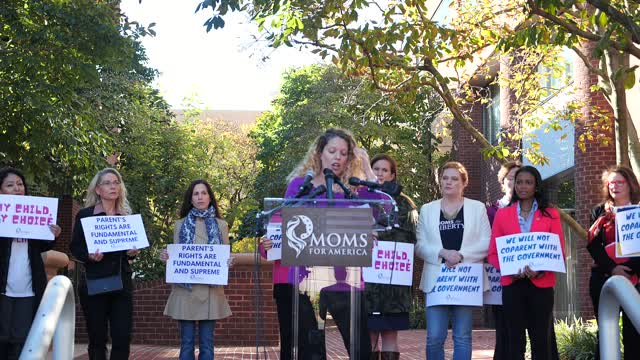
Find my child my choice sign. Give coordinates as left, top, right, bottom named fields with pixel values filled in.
left=494, top=232, right=565, bottom=276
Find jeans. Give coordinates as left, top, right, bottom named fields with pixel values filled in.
left=425, top=303, right=473, bottom=360
left=179, top=320, right=215, bottom=360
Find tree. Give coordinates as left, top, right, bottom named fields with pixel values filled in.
left=194, top=0, right=640, bottom=237
left=250, top=65, right=445, bottom=207
left=0, top=0, right=156, bottom=195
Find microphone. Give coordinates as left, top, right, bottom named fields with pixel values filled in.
left=294, top=170, right=315, bottom=198
left=323, top=168, right=335, bottom=200
left=305, top=184, right=327, bottom=199
left=349, top=177, right=381, bottom=189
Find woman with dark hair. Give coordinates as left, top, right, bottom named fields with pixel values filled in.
left=0, top=167, right=61, bottom=359
left=260, top=128, right=377, bottom=360
left=487, top=166, right=565, bottom=360
left=486, top=161, right=520, bottom=360
left=160, top=179, right=233, bottom=360
left=587, top=165, right=640, bottom=358
left=365, top=154, right=418, bottom=360
left=70, top=168, right=140, bottom=360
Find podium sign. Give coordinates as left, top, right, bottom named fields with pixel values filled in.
left=281, top=207, right=373, bottom=267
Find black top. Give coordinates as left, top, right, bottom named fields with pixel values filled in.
left=588, top=204, right=640, bottom=275
left=70, top=206, right=132, bottom=280
left=0, top=236, right=54, bottom=305
left=439, top=206, right=464, bottom=254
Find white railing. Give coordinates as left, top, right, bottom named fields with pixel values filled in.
left=598, top=275, right=640, bottom=360
left=19, top=275, right=75, bottom=360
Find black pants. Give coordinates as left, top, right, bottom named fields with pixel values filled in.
left=492, top=305, right=509, bottom=360
left=319, top=290, right=370, bottom=359
left=79, top=280, right=133, bottom=360
left=502, top=279, right=558, bottom=360
left=590, top=270, right=640, bottom=359
left=274, top=284, right=325, bottom=360
left=0, top=295, right=35, bottom=360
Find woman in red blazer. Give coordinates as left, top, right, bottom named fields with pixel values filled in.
left=487, top=166, right=565, bottom=360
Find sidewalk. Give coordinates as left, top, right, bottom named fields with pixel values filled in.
left=73, top=329, right=496, bottom=359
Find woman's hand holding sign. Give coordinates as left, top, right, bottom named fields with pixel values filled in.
left=88, top=250, right=103, bottom=262
left=159, top=248, right=169, bottom=263
left=260, top=236, right=273, bottom=251
left=440, top=249, right=463, bottom=268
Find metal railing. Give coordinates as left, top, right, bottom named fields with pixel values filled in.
left=19, top=275, right=75, bottom=360
left=598, top=275, right=640, bottom=360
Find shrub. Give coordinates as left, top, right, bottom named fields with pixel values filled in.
left=231, top=236, right=258, bottom=253
left=555, top=317, right=599, bottom=360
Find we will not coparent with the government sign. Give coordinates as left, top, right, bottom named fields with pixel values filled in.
left=495, top=232, right=565, bottom=276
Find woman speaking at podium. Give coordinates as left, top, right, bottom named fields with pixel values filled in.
left=260, top=128, right=378, bottom=360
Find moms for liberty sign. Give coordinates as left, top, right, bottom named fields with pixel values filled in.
left=495, top=232, right=565, bottom=276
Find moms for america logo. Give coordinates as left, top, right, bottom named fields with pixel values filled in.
left=281, top=207, right=373, bottom=267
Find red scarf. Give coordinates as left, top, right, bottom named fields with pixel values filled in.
left=587, top=202, right=616, bottom=246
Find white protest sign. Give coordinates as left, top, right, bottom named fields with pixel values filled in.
left=483, top=263, right=502, bottom=305
left=266, top=222, right=282, bottom=261
left=0, top=194, right=58, bottom=241
left=363, top=241, right=414, bottom=286
left=426, top=263, right=483, bottom=307
left=495, top=232, right=565, bottom=276
left=615, top=206, right=640, bottom=256
left=165, top=244, right=230, bottom=285
left=81, top=214, right=149, bottom=253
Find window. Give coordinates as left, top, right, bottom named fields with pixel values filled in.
left=483, top=85, right=501, bottom=144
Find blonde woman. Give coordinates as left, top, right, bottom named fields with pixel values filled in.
left=260, top=128, right=377, bottom=360
left=70, top=168, right=139, bottom=360
left=415, top=161, right=491, bottom=360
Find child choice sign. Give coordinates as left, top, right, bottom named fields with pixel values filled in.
left=81, top=214, right=149, bottom=253
left=165, top=244, right=230, bottom=285
left=495, top=232, right=565, bottom=276
left=363, top=241, right=414, bottom=286
left=0, top=194, right=58, bottom=241
left=426, top=263, right=483, bottom=307
left=615, top=206, right=640, bottom=255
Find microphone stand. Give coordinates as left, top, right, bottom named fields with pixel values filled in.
left=372, top=189, right=399, bottom=231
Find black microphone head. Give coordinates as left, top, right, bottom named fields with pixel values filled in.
left=323, top=168, right=335, bottom=177
left=348, top=177, right=361, bottom=186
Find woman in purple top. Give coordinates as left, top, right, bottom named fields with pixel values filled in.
left=261, top=128, right=378, bottom=360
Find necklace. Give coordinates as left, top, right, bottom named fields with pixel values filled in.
left=441, top=201, right=463, bottom=220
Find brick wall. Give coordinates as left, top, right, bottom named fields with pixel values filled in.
left=73, top=257, right=279, bottom=346
left=452, top=101, right=484, bottom=201
left=573, top=41, right=616, bottom=319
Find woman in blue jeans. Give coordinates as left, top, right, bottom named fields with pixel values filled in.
left=415, top=162, right=491, bottom=360
left=161, top=180, right=233, bottom=359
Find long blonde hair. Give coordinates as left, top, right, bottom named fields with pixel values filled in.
left=287, top=128, right=365, bottom=187
left=85, top=168, right=132, bottom=215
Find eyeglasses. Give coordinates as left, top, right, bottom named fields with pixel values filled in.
left=608, top=179, right=627, bottom=187
left=100, top=180, right=121, bottom=187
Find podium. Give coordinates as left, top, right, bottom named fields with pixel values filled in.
left=261, top=197, right=395, bottom=360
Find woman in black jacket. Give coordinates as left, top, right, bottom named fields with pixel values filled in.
left=588, top=164, right=640, bottom=358
left=70, top=168, right=139, bottom=360
left=0, top=167, right=61, bottom=359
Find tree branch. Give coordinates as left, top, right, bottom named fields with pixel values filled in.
left=586, top=0, right=640, bottom=44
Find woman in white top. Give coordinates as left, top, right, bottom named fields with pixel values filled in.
left=0, top=167, right=61, bottom=359
left=415, top=161, right=491, bottom=360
